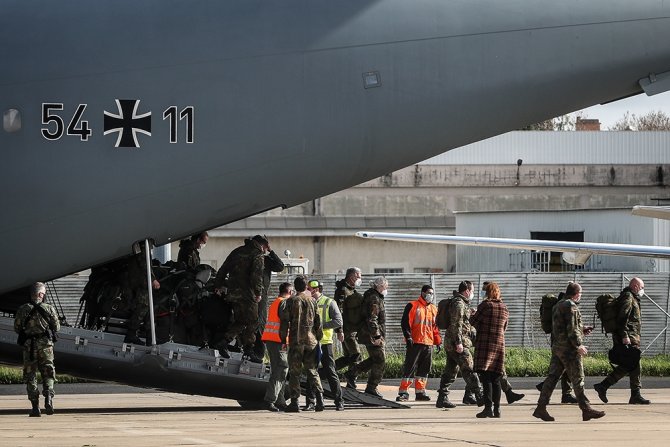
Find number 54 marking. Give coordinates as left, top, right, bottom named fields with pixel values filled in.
left=41, top=103, right=92, bottom=141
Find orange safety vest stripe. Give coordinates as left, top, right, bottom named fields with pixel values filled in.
left=261, top=296, right=285, bottom=343
left=408, top=297, right=440, bottom=345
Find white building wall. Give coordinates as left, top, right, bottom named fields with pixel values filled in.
left=455, top=209, right=665, bottom=272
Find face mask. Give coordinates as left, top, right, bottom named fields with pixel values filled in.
left=380, top=289, right=388, bottom=297
left=423, top=293, right=434, bottom=304
left=354, top=278, right=362, bottom=287
left=637, top=289, right=645, bottom=297
left=480, top=290, right=486, bottom=298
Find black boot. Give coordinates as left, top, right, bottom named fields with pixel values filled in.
left=124, top=329, right=143, bottom=345
left=285, top=398, right=300, bottom=413
left=475, top=387, right=486, bottom=407
left=462, top=391, right=477, bottom=405
left=580, top=402, right=606, bottom=421
left=532, top=404, right=554, bottom=422
left=476, top=407, right=494, bottom=418
left=335, top=399, right=345, bottom=411
left=629, top=389, right=651, bottom=405
left=243, top=347, right=263, bottom=364
left=493, top=404, right=501, bottom=418
left=29, top=399, right=41, bottom=417
left=364, top=386, right=383, bottom=399
left=593, top=381, right=609, bottom=403
left=561, top=393, right=578, bottom=404
left=436, top=392, right=456, bottom=409
left=344, top=369, right=357, bottom=389
left=303, top=400, right=316, bottom=411
left=44, top=394, right=54, bottom=415
left=535, top=381, right=544, bottom=392
left=505, top=389, right=524, bottom=404
left=315, top=393, right=325, bottom=412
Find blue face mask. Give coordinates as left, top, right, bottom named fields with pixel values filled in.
left=480, top=290, right=486, bottom=298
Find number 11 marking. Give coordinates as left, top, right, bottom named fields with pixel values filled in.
left=163, top=106, right=194, bottom=144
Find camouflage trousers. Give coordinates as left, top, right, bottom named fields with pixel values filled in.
left=538, top=348, right=586, bottom=406
left=287, top=344, right=322, bottom=399
left=604, top=342, right=641, bottom=390
left=224, top=296, right=258, bottom=349
left=355, top=344, right=386, bottom=388
left=22, top=337, right=56, bottom=400
left=334, top=331, right=362, bottom=371
left=439, top=349, right=482, bottom=395
left=127, top=287, right=149, bottom=331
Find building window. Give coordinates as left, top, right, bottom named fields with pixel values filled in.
left=374, top=267, right=403, bottom=274
left=413, top=267, right=430, bottom=273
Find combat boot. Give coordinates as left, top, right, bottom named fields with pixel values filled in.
left=629, top=389, right=651, bottom=405
left=561, top=393, right=578, bottom=404
left=535, top=381, right=544, bottom=392
left=285, top=398, right=300, bottom=413
left=29, top=398, right=41, bottom=417
left=243, top=347, right=263, bottom=364
left=265, top=401, right=280, bottom=412
left=344, top=369, right=357, bottom=389
left=315, top=393, right=325, bottom=412
left=493, top=404, right=501, bottom=418
left=396, top=392, right=409, bottom=402
left=580, top=403, right=606, bottom=421
left=532, top=405, right=555, bottom=422
left=476, top=406, right=494, bottom=418
left=364, top=386, right=384, bottom=399
left=335, top=400, right=345, bottom=411
left=44, top=394, right=54, bottom=415
left=462, top=391, right=477, bottom=405
left=303, top=399, right=316, bottom=411
left=415, top=393, right=431, bottom=401
left=505, top=389, right=524, bottom=404
left=593, top=381, right=609, bottom=403
left=124, top=332, right=143, bottom=345
left=436, top=392, right=456, bottom=409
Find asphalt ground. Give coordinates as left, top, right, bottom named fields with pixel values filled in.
left=1, top=379, right=670, bottom=446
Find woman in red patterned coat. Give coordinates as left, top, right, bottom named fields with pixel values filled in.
left=470, top=282, right=509, bottom=418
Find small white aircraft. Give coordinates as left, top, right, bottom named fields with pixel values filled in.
left=356, top=206, right=670, bottom=266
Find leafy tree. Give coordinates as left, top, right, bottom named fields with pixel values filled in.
left=609, top=110, right=670, bottom=131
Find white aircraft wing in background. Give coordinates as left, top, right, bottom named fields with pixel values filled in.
left=632, top=206, right=670, bottom=220
left=355, top=232, right=670, bottom=266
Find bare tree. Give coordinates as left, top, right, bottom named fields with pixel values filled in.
left=520, top=112, right=583, bottom=131
left=609, top=110, right=670, bottom=131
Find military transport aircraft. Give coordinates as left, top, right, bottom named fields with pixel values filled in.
left=355, top=206, right=670, bottom=266
left=2, top=1, right=670, bottom=404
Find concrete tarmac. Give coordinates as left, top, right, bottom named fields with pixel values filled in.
left=1, top=382, right=669, bottom=447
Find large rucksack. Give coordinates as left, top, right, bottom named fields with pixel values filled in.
left=595, top=293, right=620, bottom=333
left=436, top=298, right=452, bottom=330
left=539, top=293, right=560, bottom=334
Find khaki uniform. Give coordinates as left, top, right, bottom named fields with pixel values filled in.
left=334, top=279, right=363, bottom=371
left=280, top=291, right=323, bottom=399
left=438, top=291, right=482, bottom=397
left=538, top=298, right=588, bottom=406
left=355, top=288, right=386, bottom=389
left=604, top=288, right=643, bottom=390
left=14, top=301, right=60, bottom=400
left=214, top=239, right=265, bottom=348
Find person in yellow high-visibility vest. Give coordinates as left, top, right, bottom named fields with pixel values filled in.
left=305, top=280, right=345, bottom=411
left=261, top=282, right=293, bottom=412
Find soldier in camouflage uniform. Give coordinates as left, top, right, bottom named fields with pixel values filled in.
left=214, top=236, right=266, bottom=362
left=177, top=232, right=208, bottom=270
left=279, top=275, right=323, bottom=413
left=533, top=282, right=605, bottom=422
left=14, top=282, right=61, bottom=417
left=253, top=236, right=284, bottom=359
left=594, top=277, right=650, bottom=405
left=437, top=280, right=484, bottom=408
left=124, top=250, right=160, bottom=344
left=354, top=276, right=388, bottom=398
left=333, top=267, right=363, bottom=388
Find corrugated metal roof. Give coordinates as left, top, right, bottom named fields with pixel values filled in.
left=419, top=131, right=670, bottom=165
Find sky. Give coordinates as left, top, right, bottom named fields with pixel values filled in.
left=572, top=90, right=670, bottom=130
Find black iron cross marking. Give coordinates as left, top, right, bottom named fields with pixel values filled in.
left=103, top=99, right=152, bottom=148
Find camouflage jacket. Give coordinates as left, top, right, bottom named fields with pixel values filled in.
left=126, top=252, right=157, bottom=290
left=357, top=288, right=386, bottom=345
left=616, top=287, right=642, bottom=346
left=279, top=291, right=322, bottom=348
left=214, top=239, right=265, bottom=299
left=551, top=297, right=583, bottom=352
left=14, top=301, right=60, bottom=342
left=444, top=291, right=473, bottom=351
left=261, top=250, right=284, bottom=300
left=338, top=280, right=365, bottom=333
left=177, top=239, right=201, bottom=270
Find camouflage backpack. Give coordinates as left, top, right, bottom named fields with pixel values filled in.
left=436, top=297, right=452, bottom=330
left=539, top=293, right=559, bottom=334
left=595, top=293, right=620, bottom=334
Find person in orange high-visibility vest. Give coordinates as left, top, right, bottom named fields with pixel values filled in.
left=397, top=285, right=442, bottom=402
left=261, top=282, right=293, bottom=412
